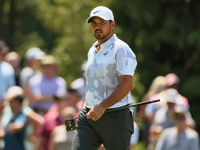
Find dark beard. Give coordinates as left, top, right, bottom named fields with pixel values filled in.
left=94, top=30, right=111, bottom=40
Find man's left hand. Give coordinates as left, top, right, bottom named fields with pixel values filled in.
left=86, top=104, right=106, bottom=121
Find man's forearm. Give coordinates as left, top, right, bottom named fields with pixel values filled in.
left=81, top=96, right=86, bottom=109
left=99, top=75, right=133, bottom=110
left=40, top=96, right=54, bottom=102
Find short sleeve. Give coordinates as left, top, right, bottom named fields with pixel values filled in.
left=14, top=114, right=27, bottom=125
left=115, top=47, right=137, bottom=76
left=22, top=106, right=33, bottom=115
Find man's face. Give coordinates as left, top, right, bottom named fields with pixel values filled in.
left=8, top=99, right=20, bottom=112
left=167, top=102, right=175, bottom=111
left=42, top=64, right=57, bottom=78
left=174, top=113, right=186, bottom=126
left=90, top=17, right=115, bottom=41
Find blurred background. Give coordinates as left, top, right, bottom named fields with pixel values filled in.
left=1, top=0, right=200, bottom=149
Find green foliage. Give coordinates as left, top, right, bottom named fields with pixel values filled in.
left=133, top=141, right=147, bottom=150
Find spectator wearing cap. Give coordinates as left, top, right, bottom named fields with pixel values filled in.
left=68, top=78, right=87, bottom=116
left=20, top=47, right=45, bottom=88
left=138, top=76, right=166, bottom=146
left=26, top=55, right=67, bottom=115
left=155, top=106, right=199, bottom=150
left=147, top=94, right=177, bottom=150
left=70, top=60, right=87, bottom=102
left=36, top=91, right=70, bottom=150
left=0, top=86, right=27, bottom=150
left=145, top=73, right=191, bottom=124
left=0, top=46, right=15, bottom=111
left=0, top=95, right=45, bottom=150
left=145, top=73, right=196, bottom=150
left=4, top=51, right=21, bottom=86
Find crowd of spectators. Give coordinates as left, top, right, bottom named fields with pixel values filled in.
left=139, top=73, right=199, bottom=150
left=0, top=40, right=87, bottom=150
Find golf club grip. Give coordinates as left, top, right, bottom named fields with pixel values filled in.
left=75, top=99, right=160, bottom=119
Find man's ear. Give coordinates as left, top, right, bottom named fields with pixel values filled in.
left=111, top=21, right=116, bottom=28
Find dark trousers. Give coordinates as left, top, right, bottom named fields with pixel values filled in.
left=72, top=107, right=134, bottom=150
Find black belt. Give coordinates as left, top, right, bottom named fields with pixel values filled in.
left=86, top=104, right=131, bottom=113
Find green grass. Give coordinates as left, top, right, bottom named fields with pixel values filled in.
left=131, top=141, right=147, bottom=150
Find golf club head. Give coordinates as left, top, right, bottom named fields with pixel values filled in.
left=65, top=119, right=77, bottom=131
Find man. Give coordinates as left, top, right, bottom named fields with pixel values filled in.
left=72, top=6, right=137, bottom=150
left=26, top=55, right=67, bottom=115
left=155, top=106, right=199, bottom=150
left=0, top=86, right=27, bottom=150
left=20, top=47, right=45, bottom=88
left=0, top=46, right=15, bottom=110
left=147, top=92, right=177, bottom=150
left=4, top=51, right=21, bottom=86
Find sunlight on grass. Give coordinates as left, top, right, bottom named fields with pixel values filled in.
left=132, top=141, right=147, bottom=150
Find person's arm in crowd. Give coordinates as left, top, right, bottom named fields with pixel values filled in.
left=24, top=84, right=53, bottom=102
left=8, top=113, right=27, bottom=134
left=26, top=109, right=45, bottom=143
left=34, top=122, right=45, bottom=150
left=8, top=122, right=24, bottom=133
left=154, top=130, right=166, bottom=150
left=0, top=108, right=5, bottom=139
left=23, top=83, right=35, bottom=102
left=87, top=75, right=133, bottom=121
left=0, top=101, right=4, bottom=111
left=48, top=128, right=56, bottom=150
left=35, top=136, right=46, bottom=150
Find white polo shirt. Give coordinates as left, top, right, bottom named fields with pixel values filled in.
left=85, top=34, right=137, bottom=109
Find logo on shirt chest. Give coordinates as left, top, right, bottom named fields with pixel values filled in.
left=103, top=51, right=109, bottom=56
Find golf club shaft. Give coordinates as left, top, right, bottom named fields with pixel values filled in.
left=74, top=99, right=160, bottom=120
left=106, top=99, right=160, bottom=113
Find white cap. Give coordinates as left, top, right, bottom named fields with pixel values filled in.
left=165, top=88, right=178, bottom=103
left=70, top=78, right=85, bottom=96
left=25, top=47, right=45, bottom=60
left=87, top=6, right=114, bottom=23
left=5, top=86, right=24, bottom=100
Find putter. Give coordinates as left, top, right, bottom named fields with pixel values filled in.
left=65, top=99, right=160, bottom=131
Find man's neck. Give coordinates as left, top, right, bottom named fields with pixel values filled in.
left=97, top=33, right=113, bottom=46
left=177, top=125, right=186, bottom=135
left=96, top=45, right=100, bottom=53
left=44, top=75, right=54, bottom=79
left=96, top=34, right=113, bottom=53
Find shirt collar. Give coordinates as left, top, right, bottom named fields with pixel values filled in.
left=93, top=34, right=117, bottom=48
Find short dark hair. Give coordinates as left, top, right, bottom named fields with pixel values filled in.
left=13, top=95, right=24, bottom=104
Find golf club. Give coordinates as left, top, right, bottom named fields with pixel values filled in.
left=65, top=99, right=160, bottom=131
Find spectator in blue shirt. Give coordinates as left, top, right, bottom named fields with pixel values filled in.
left=0, top=86, right=27, bottom=150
